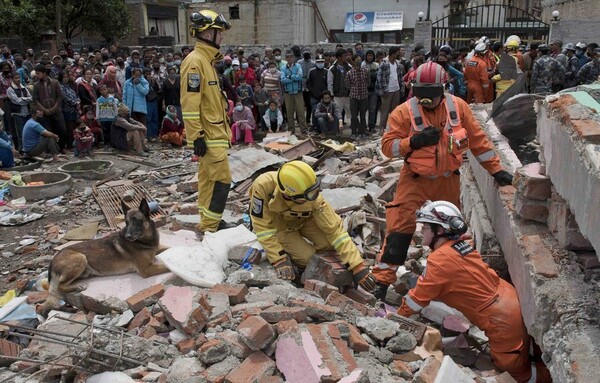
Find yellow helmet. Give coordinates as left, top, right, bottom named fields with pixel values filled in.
left=505, top=39, right=520, bottom=49
left=189, top=10, right=231, bottom=38
left=277, top=161, right=320, bottom=201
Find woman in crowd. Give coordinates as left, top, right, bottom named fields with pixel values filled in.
left=78, top=68, right=97, bottom=113
left=231, top=99, right=255, bottom=145
left=58, top=71, right=80, bottom=149
left=260, top=61, right=282, bottom=107
left=160, top=105, right=185, bottom=147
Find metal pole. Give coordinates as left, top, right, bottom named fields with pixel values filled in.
left=427, top=0, right=431, bottom=21
left=56, top=0, right=62, bottom=45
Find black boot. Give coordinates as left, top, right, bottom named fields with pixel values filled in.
left=372, top=282, right=389, bottom=301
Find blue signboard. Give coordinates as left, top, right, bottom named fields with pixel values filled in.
left=344, top=11, right=404, bottom=33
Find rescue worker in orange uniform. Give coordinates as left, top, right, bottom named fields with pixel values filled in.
left=464, top=43, right=491, bottom=104
left=482, top=40, right=498, bottom=102
left=371, top=61, right=513, bottom=299
left=248, top=161, right=378, bottom=292
left=181, top=10, right=233, bottom=234
left=398, top=200, right=551, bottom=383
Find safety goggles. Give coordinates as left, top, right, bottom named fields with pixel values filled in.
left=289, top=179, right=321, bottom=203
left=416, top=200, right=449, bottom=223
left=213, top=14, right=232, bottom=30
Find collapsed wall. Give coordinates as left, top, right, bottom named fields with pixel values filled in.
left=461, top=96, right=600, bottom=383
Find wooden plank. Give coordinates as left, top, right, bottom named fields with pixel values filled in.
left=94, top=184, right=164, bottom=230
left=353, top=158, right=392, bottom=177
left=280, top=139, right=318, bottom=160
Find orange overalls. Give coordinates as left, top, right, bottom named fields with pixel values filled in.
left=398, top=240, right=539, bottom=383
left=483, top=51, right=497, bottom=102
left=372, top=95, right=502, bottom=286
left=464, top=55, right=490, bottom=104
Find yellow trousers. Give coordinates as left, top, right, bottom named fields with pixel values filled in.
left=197, top=147, right=231, bottom=232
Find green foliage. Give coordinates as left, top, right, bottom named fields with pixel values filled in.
left=0, top=0, right=132, bottom=44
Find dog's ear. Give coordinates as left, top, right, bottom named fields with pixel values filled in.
left=139, top=198, right=150, bottom=217
left=121, top=199, right=130, bottom=215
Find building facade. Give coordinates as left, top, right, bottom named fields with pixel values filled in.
left=123, top=0, right=186, bottom=46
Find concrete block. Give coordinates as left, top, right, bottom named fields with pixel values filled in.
left=224, top=351, right=275, bottom=383
left=355, top=317, right=399, bottom=344
left=433, top=355, right=473, bottom=383
left=236, top=316, right=276, bottom=351
left=514, top=192, right=548, bottom=223
left=442, top=315, right=471, bottom=333
left=171, top=215, right=200, bottom=230
left=202, top=356, right=240, bottom=383
left=216, top=329, right=254, bottom=359
left=158, top=286, right=211, bottom=337
left=513, top=163, right=552, bottom=200
left=199, top=339, right=230, bottom=365
left=300, top=253, right=354, bottom=290
left=421, top=301, right=469, bottom=326
left=65, top=272, right=173, bottom=314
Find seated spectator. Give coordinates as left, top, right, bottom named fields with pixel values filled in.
left=21, top=107, right=63, bottom=161
left=160, top=105, right=185, bottom=147
left=111, top=103, right=148, bottom=157
left=237, top=76, right=254, bottom=109
left=73, top=120, right=94, bottom=157
left=313, top=90, right=342, bottom=135
left=231, top=100, right=255, bottom=145
left=253, top=82, right=269, bottom=130
left=262, top=100, right=283, bottom=133
left=0, top=110, right=19, bottom=168
left=81, top=106, right=102, bottom=147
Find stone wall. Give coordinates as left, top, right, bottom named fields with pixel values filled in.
left=548, top=20, right=600, bottom=45
left=542, top=0, right=600, bottom=22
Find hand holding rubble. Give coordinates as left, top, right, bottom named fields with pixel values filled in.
left=273, top=256, right=296, bottom=280
left=352, top=264, right=378, bottom=293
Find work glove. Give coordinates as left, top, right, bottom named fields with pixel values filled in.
left=409, top=126, right=440, bottom=149
left=273, top=256, right=296, bottom=280
left=492, top=170, right=513, bottom=186
left=193, top=136, right=207, bottom=157
left=352, top=264, right=378, bottom=293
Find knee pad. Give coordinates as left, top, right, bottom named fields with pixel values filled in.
left=381, top=232, right=412, bottom=265
left=208, top=181, right=230, bottom=214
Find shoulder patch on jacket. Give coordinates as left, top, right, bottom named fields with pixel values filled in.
left=451, top=240, right=474, bottom=256
left=467, top=61, right=478, bottom=67
left=187, top=73, right=201, bottom=92
left=251, top=197, right=264, bottom=218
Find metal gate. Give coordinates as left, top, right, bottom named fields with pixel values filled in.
left=432, top=4, right=549, bottom=48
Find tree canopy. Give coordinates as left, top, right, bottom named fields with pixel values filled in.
left=0, top=0, right=132, bottom=44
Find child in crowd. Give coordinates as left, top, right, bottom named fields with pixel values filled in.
left=96, top=84, right=118, bottom=149
left=262, top=100, right=283, bottom=133
left=73, top=120, right=94, bottom=156
left=236, top=76, right=254, bottom=109
left=231, top=99, right=255, bottom=145
left=160, top=105, right=185, bottom=147
left=253, top=82, right=269, bottom=130
left=81, top=106, right=103, bottom=147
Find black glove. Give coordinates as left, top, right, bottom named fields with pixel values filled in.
left=352, top=265, right=378, bottom=293
left=273, top=256, right=296, bottom=280
left=409, top=126, right=440, bottom=149
left=193, top=137, right=207, bottom=157
left=492, top=170, right=513, bottom=186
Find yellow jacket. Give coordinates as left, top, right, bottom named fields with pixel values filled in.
left=249, top=172, right=362, bottom=268
left=180, top=41, right=231, bottom=148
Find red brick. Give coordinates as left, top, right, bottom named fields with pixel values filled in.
left=210, top=284, right=249, bottom=305
left=260, top=306, right=307, bottom=323
left=344, top=288, right=377, bottom=306
left=571, top=119, right=600, bottom=143
left=231, top=301, right=274, bottom=317
left=327, top=324, right=341, bottom=339
left=199, top=339, right=230, bottom=364
left=392, top=360, right=414, bottom=379
left=148, top=316, right=169, bottom=333
left=303, top=279, right=339, bottom=300
left=237, top=316, right=276, bottom=351
left=347, top=324, right=370, bottom=352
left=325, top=291, right=371, bottom=316
left=208, top=309, right=233, bottom=328
left=138, top=325, right=157, bottom=339
left=274, top=319, right=299, bottom=336
left=305, top=324, right=344, bottom=381
left=413, top=356, right=441, bottom=383
left=224, top=351, right=275, bottom=383
left=26, top=291, right=49, bottom=304
left=289, top=299, right=339, bottom=321
left=0, top=338, right=23, bottom=362
left=301, top=253, right=354, bottom=290
left=514, top=192, right=548, bottom=223
left=127, top=307, right=152, bottom=331
left=332, top=338, right=358, bottom=371
left=177, top=338, right=197, bottom=354
left=258, top=377, right=284, bottom=383
left=126, top=283, right=165, bottom=312
left=513, top=163, right=551, bottom=201
left=216, top=330, right=253, bottom=359
left=522, top=235, right=559, bottom=278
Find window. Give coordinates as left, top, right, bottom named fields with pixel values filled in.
left=229, top=5, right=240, bottom=20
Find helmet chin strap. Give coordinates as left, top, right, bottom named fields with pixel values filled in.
left=198, top=29, right=220, bottom=49
left=418, top=98, right=433, bottom=106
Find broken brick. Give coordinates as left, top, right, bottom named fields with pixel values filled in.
left=126, top=283, right=165, bottom=312
left=210, top=283, right=249, bottom=305
left=301, top=253, right=354, bottom=289
left=158, top=286, right=212, bottom=337
left=513, top=163, right=551, bottom=201
left=138, top=325, right=157, bottom=339
left=237, top=316, right=276, bottom=351
left=514, top=192, right=548, bottom=223
left=522, top=235, right=559, bottom=278
left=0, top=338, right=22, bottom=366
left=260, top=306, right=307, bottom=323
left=325, top=291, right=372, bottom=316
left=199, top=339, right=230, bottom=365
left=176, top=339, right=196, bottom=354
left=344, top=288, right=377, bottom=306
left=413, top=356, right=441, bottom=383
left=224, top=351, right=275, bottom=383
left=289, top=299, right=339, bottom=321
left=303, top=279, right=338, bottom=300
left=216, top=330, right=253, bottom=359
left=127, top=307, right=152, bottom=331
left=347, top=324, right=370, bottom=352
left=274, top=319, right=299, bottom=336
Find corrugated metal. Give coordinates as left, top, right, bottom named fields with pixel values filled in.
left=228, top=148, right=287, bottom=184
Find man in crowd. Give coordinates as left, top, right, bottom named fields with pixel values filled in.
left=298, top=48, right=315, bottom=126
left=328, top=48, right=352, bottom=129
left=31, top=65, right=67, bottom=152
left=531, top=44, right=565, bottom=93
left=21, top=107, right=63, bottom=161
left=306, top=54, right=328, bottom=121
left=375, top=46, right=405, bottom=133
left=281, top=49, right=307, bottom=134
left=577, top=47, right=600, bottom=85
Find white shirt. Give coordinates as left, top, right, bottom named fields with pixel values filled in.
left=387, top=61, right=400, bottom=92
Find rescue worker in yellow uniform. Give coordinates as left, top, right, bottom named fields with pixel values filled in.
left=181, top=10, right=232, bottom=233
left=398, top=200, right=552, bottom=383
left=493, top=38, right=522, bottom=98
left=249, top=160, right=377, bottom=291
left=371, top=61, right=514, bottom=300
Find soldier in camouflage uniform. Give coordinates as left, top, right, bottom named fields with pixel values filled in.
left=577, top=48, right=600, bottom=85
left=530, top=44, right=565, bottom=93
left=564, top=43, right=580, bottom=88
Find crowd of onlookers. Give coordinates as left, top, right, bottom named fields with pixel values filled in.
left=0, top=38, right=598, bottom=168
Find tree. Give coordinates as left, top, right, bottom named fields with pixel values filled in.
left=0, top=0, right=53, bottom=44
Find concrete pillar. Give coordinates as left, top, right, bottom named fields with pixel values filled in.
left=548, top=19, right=560, bottom=43
left=414, top=21, right=432, bottom=50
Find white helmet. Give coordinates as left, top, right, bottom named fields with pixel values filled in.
left=576, top=42, right=587, bottom=50
left=505, top=35, right=521, bottom=45
left=416, top=200, right=467, bottom=235
left=474, top=42, right=487, bottom=54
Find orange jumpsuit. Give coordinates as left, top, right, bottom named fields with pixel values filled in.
left=372, top=95, right=502, bottom=286
left=464, top=56, right=490, bottom=104
left=483, top=51, right=497, bottom=102
left=398, top=239, right=532, bottom=382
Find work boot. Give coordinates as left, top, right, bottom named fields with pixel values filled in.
left=217, top=220, right=237, bottom=231
left=372, top=282, right=389, bottom=302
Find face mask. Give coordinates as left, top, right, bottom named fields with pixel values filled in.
left=274, top=55, right=281, bottom=61
left=241, top=63, right=249, bottom=69
left=235, top=105, right=244, bottom=112
left=174, top=60, right=181, bottom=65
left=159, top=58, right=165, bottom=63
left=316, top=63, right=324, bottom=69
left=269, top=67, right=277, bottom=73
left=303, top=53, right=310, bottom=60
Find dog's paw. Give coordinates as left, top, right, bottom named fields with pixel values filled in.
left=75, top=283, right=88, bottom=292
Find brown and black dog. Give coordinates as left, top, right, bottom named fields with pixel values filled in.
left=37, top=198, right=169, bottom=315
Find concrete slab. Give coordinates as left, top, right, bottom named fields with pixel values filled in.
left=433, top=355, right=473, bottom=383
left=159, top=229, right=201, bottom=248
left=322, top=187, right=370, bottom=211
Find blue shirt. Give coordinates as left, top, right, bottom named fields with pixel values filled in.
left=22, top=118, right=46, bottom=152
